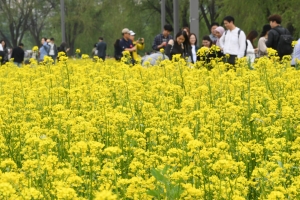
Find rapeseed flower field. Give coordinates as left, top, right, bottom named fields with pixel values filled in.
left=0, top=50, right=300, bottom=199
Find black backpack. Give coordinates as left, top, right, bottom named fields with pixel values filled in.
left=224, top=29, right=247, bottom=57
left=273, top=28, right=293, bottom=57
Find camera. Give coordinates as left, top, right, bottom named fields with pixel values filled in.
left=138, top=38, right=143, bottom=42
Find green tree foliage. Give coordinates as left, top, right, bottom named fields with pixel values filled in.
left=0, top=0, right=34, bottom=47
left=218, top=0, right=300, bottom=37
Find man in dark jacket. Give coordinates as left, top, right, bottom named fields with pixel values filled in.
left=266, top=14, right=291, bottom=51
left=96, top=37, right=107, bottom=61
left=11, top=43, right=25, bottom=67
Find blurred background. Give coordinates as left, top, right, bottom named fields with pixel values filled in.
left=1, top=0, right=299, bottom=56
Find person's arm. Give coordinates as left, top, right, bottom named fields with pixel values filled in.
left=124, top=47, right=136, bottom=52
left=165, top=40, right=174, bottom=60
left=238, top=31, right=246, bottom=58
left=265, top=31, right=274, bottom=48
left=258, top=38, right=267, bottom=54
left=152, top=35, right=165, bottom=51
left=137, top=42, right=145, bottom=50
left=219, top=33, right=225, bottom=49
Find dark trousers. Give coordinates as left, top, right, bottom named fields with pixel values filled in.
left=98, top=56, right=105, bottom=61
left=223, top=55, right=237, bottom=65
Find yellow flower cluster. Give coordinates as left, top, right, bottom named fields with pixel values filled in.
left=292, top=40, right=298, bottom=47
left=0, top=53, right=300, bottom=199
left=32, top=46, right=39, bottom=52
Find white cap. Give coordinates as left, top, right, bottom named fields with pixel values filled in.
left=129, top=30, right=136, bottom=36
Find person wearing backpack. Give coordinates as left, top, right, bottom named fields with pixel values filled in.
left=39, top=37, right=50, bottom=62
left=266, top=14, right=293, bottom=59
left=220, top=16, right=247, bottom=65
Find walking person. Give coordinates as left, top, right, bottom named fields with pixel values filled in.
left=152, top=24, right=173, bottom=52
left=48, top=38, right=58, bottom=63
left=220, top=16, right=247, bottom=65
left=266, top=14, right=293, bottom=59
left=11, top=43, right=25, bottom=67
left=96, top=37, right=107, bottom=61
left=246, top=30, right=258, bottom=64
left=257, top=25, right=271, bottom=57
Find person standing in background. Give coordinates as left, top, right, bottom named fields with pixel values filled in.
left=257, top=25, right=271, bottom=57
left=189, top=33, right=199, bottom=63
left=39, top=37, right=50, bottom=62
left=220, top=16, right=246, bottom=65
left=152, top=24, right=173, bottom=52
left=209, top=22, right=219, bottom=44
left=48, top=38, right=58, bottom=63
left=96, top=37, right=107, bottom=61
left=11, top=43, right=25, bottom=67
left=0, top=40, right=9, bottom=64
left=215, top=26, right=225, bottom=48
left=129, top=30, right=145, bottom=62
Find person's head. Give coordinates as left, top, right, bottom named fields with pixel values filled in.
left=182, top=27, right=190, bottom=36
left=19, top=43, right=24, bottom=48
left=175, top=31, right=189, bottom=46
left=94, top=43, right=97, bottom=48
left=99, top=37, right=103, bottom=41
left=223, top=16, right=235, bottom=30
left=0, top=40, right=5, bottom=47
left=189, top=33, right=197, bottom=45
left=202, top=35, right=212, bottom=47
left=210, top=22, right=219, bottom=35
left=122, top=28, right=130, bottom=39
left=60, top=42, right=67, bottom=47
left=114, top=39, right=120, bottom=47
left=163, top=24, right=173, bottom=37
left=260, top=24, right=271, bottom=37
left=268, top=14, right=282, bottom=28
left=41, top=37, right=47, bottom=44
left=247, top=30, right=259, bottom=47
left=129, top=31, right=135, bottom=41
left=214, top=26, right=225, bottom=38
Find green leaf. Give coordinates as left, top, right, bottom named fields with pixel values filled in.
left=151, top=168, right=168, bottom=183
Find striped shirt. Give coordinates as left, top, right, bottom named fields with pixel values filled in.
left=291, top=38, right=300, bottom=66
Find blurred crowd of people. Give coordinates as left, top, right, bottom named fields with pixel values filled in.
left=1, top=13, right=299, bottom=68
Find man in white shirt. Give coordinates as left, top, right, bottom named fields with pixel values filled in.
left=220, top=16, right=246, bottom=65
